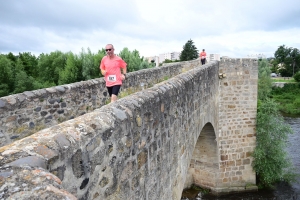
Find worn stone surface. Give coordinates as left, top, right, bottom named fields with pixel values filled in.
left=0, top=59, right=258, bottom=199
left=5, top=156, right=46, bottom=169
left=0, top=166, right=77, bottom=200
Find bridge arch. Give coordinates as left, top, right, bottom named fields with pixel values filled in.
left=187, top=122, right=219, bottom=189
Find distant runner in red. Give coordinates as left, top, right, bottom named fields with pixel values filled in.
left=200, top=49, right=207, bottom=65
left=100, top=44, right=127, bottom=103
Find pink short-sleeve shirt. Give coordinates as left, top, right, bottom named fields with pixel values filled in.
left=100, top=56, right=127, bottom=87
left=200, top=52, right=206, bottom=59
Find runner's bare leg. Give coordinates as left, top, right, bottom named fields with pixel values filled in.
left=111, top=94, right=118, bottom=102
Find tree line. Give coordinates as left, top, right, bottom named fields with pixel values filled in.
left=0, top=47, right=154, bottom=97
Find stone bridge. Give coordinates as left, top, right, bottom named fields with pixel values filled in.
left=0, top=59, right=258, bottom=199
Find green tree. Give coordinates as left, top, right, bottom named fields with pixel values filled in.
left=180, top=39, right=199, bottom=61
left=13, top=70, right=36, bottom=94
left=270, top=58, right=279, bottom=73
left=37, top=51, right=66, bottom=85
left=258, top=59, right=272, bottom=100
left=6, top=52, right=18, bottom=66
left=59, top=52, right=81, bottom=84
left=0, top=55, right=14, bottom=96
left=253, top=99, right=296, bottom=188
left=274, top=45, right=300, bottom=77
left=140, top=60, right=152, bottom=69
left=119, top=48, right=142, bottom=72
left=289, top=48, right=300, bottom=76
left=18, top=52, right=38, bottom=77
left=163, top=59, right=173, bottom=63
left=80, top=47, right=100, bottom=80
left=137, top=54, right=152, bottom=69
left=52, top=51, right=67, bottom=83
left=294, top=71, right=300, bottom=82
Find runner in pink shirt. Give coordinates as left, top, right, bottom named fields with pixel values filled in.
left=199, top=49, right=207, bottom=65
left=100, top=44, right=127, bottom=103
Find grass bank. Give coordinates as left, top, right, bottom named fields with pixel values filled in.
left=271, top=77, right=296, bottom=83
left=271, top=83, right=300, bottom=115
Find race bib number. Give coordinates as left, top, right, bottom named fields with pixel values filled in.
left=108, top=75, right=116, bottom=82
left=201, top=56, right=205, bottom=59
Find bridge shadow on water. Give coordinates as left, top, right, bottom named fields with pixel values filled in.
left=182, top=181, right=300, bottom=200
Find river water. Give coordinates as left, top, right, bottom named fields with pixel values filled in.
left=182, top=116, right=300, bottom=200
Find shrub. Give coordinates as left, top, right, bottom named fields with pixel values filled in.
left=253, top=98, right=297, bottom=188
left=294, top=71, right=300, bottom=82
left=281, top=103, right=296, bottom=114
left=258, top=59, right=272, bottom=100
left=293, top=97, right=300, bottom=107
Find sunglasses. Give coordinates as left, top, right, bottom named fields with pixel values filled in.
left=105, top=49, right=113, bottom=52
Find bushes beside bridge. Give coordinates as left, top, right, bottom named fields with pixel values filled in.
left=253, top=59, right=297, bottom=188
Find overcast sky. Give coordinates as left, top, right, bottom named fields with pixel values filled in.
left=1, top=0, right=300, bottom=58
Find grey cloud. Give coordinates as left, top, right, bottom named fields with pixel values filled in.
left=183, top=0, right=300, bottom=33
left=0, top=0, right=141, bottom=54
left=1, top=0, right=299, bottom=57
left=0, top=26, right=45, bottom=53
left=230, top=1, right=300, bottom=31
left=0, top=0, right=139, bottom=32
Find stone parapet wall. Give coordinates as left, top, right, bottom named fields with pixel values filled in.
left=0, top=61, right=198, bottom=147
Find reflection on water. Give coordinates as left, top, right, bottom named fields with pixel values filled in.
left=182, top=117, right=300, bottom=200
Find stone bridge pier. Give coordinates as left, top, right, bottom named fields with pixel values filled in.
left=0, top=59, right=258, bottom=199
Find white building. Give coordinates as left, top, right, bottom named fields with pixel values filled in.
left=145, top=56, right=159, bottom=67
left=247, top=54, right=266, bottom=59
left=159, top=52, right=180, bottom=63
left=207, top=54, right=221, bottom=62
left=221, top=56, right=230, bottom=59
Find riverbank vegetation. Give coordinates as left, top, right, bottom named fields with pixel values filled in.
left=271, top=83, right=300, bottom=115
left=253, top=59, right=298, bottom=188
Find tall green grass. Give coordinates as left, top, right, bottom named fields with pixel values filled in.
left=271, top=78, right=296, bottom=83
left=271, top=77, right=296, bottom=83
left=271, top=83, right=300, bottom=115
